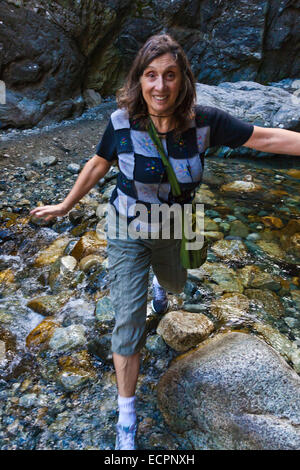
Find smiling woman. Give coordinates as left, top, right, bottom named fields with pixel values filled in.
left=139, top=53, right=182, bottom=131
left=29, top=32, right=300, bottom=451
left=117, top=34, right=196, bottom=134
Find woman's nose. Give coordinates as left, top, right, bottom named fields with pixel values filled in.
left=155, top=75, right=166, bottom=91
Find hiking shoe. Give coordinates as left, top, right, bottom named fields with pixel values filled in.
left=115, top=422, right=138, bottom=450
left=151, top=279, right=169, bottom=314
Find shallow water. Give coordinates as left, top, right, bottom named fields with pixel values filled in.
left=0, top=116, right=299, bottom=449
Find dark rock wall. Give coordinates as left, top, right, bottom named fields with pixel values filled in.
left=0, top=0, right=299, bottom=129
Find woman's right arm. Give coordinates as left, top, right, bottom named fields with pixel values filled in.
left=30, top=155, right=112, bottom=221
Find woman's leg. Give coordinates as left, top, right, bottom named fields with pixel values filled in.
left=112, top=351, right=140, bottom=397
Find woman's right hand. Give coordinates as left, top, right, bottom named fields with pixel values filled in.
left=29, top=202, right=70, bottom=222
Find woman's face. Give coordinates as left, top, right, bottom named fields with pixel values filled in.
left=140, top=53, right=182, bottom=116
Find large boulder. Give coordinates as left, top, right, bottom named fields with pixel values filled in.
left=157, top=332, right=300, bottom=450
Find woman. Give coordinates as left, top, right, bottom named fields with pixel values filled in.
left=30, top=34, right=300, bottom=450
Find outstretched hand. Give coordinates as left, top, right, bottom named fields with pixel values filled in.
left=29, top=203, right=69, bottom=222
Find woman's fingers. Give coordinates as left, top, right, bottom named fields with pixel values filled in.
left=30, top=205, right=60, bottom=219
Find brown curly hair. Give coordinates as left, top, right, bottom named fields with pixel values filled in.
left=116, top=34, right=196, bottom=134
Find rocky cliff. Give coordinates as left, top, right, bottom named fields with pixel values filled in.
left=0, top=0, right=299, bottom=129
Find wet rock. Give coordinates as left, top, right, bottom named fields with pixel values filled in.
left=49, top=325, right=87, bottom=353
left=27, top=292, right=72, bottom=316
left=57, top=350, right=98, bottom=392
left=34, top=237, right=71, bottom=267
left=278, top=219, right=300, bottom=252
left=291, top=290, right=300, bottom=310
left=48, top=256, right=83, bottom=292
left=229, top=219, right=249, bottom=238
left=145, top=334, right=168, bottom=356
left=210, top=293, right=250, bottom=324
left=252, top=323, right=300, bottom=374
left=245, top=289, right=285, bottom=319
left=95, top=296, right=115, bottom=332
left=0, top=326, right=17, bottom=378
left=194, top=188, right=217, bottom=206
left=26, top=318, right=61, bottom=350
left=157, top=332, right=300, bottom=450
left=70, top=231, right=107, bottom=261
left=237, top=265, right=282, bottom=291
left=188, top=262, right=244, bottom=293
left=255, top=240, right=286, bottom=261
left=204, top=217, right=219, bottom=232
left=261, top=216, right=284, bottom=229
left=220, top=181, right=263, bottom=195
left=87, top=334, right=113, bottom=365
left=0, top=269, right=16, bottom=287
left=211, top=239, right=249, bottom=264
left=157, top=310, right=214, bottom=352
left=79, top=254, right=104, bottom=273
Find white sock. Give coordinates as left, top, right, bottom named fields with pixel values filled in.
left=117, top=395, right=136, bottom=427
left=153, top=275, right=160, bottom=287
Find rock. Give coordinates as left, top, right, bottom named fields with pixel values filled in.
left=70, top=231, right=107, bottom=261
left=254, top=240, right=286, bottom=261
left=145, top=334, right=168, bottom=356
left=211, top=239, right=249, bottom=263
left=57, top=350, right=97, bottom=392
left=95, top=296, right=115, bottom=332
left=33, top=156, right=58, bottom=168
left=0, top=340, right=7, bottom=367
left=0, top=326, right=17, bottom=378
left=19, top=393, right=38, bottom=408
left=261, top=216, right=284, bottom=229
left=67, top=163, right=81, bottom=174
left=278, top=219, right=300, bottom=252
left=220, top=181, right=262, bottom=195
left=48, top=257, right=83, bottom=292
left=252, top=323, right=300, bottom=374
left=203, top=231, right=224, bottom=241
left=285, top=169, right=300, bottom=179
left=245, top=289, right=285, bottom=319
left=194, top=188, right=217, bottom=206
left=210, top=293, right=250, bottom=324
left=0, top=268, right=15, bottom=287
left=27, top=292, right=71, bottom=316
left=49, top=325, right=86, bottom=353
left=157, top=332, right=300, bottom=450
left=87, top=334, right=113, bottom=365
left=288, top=233, right=300, bottom=257
left=79, top=254, right=104, bottom=273
left=34, top=237, right=71, bottom=267
left=157, top=310, right=214, bottom=352
left=237, top=265, right=282, bottom=291
left=204, top=217, right=219, bottom=231
left=26, top=317, right=61, bottom=350
left=291, top=290, right=300, bottom=310
left=229, top=220, right=249, bottom=238
left=83, top=89, right=102, bottom=108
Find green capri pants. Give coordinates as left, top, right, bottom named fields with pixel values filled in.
left=107, top=229, right=187, bottom=356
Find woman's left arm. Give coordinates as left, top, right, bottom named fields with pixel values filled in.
left=243, top=125, right=300, bottom=156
